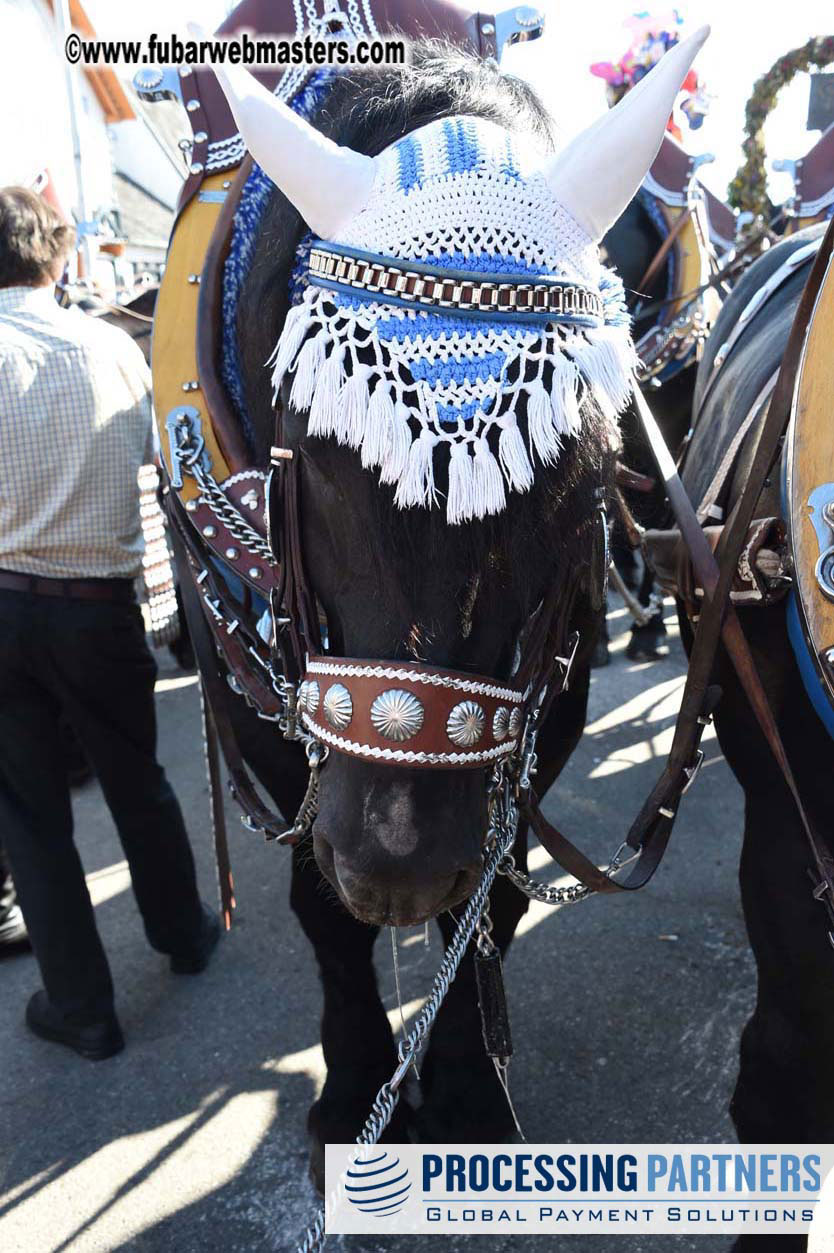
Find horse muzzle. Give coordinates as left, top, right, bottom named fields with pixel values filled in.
left=311, top=755, right=487, bottom=926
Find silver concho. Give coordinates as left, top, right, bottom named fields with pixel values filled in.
left=323, top=683, right=352, bottom=731
left=297, top=679, right=320, bottom=716
left=370, top=689, right=424, bottom=742
left=508, top=706, right=523, bottom=739
left=446, top=700, right=485, bottom=747
left=492, top=706, right=510, bottom=742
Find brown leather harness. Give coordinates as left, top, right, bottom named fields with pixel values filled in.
left=166, top=218, right=834, bottom=935
left=519, top=221, right=834, bottom=926
left=152, top=0, right=834, bottom=940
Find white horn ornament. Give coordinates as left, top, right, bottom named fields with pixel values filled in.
left=545, top=25, right=710, bottom=242
left=187, top=22, right=375, bottom=239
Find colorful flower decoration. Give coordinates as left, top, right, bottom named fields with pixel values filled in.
left=590, top=10, right=708, bottom=140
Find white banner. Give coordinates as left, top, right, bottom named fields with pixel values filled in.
left=324, top=1144, right=834, bottom=1237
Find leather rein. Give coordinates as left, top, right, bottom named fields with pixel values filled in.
left=525, top=219, right=834, bottom=924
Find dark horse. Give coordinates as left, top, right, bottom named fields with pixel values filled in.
left=226, top=45, right=614, bottom=1170
left=601, top=197, right=704, bottom=660
left=100, top=285, right=157, bottom=364
left=680, top=222, right=832, bottom=1253
left=199, top=27, right=708, bottom=1185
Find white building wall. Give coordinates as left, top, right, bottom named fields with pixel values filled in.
left=0, top=0, right=114, bottom=225
left=110, top=119, right=180, bottom=210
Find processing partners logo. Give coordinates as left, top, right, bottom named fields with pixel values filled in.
left=325, top=1144, right=833, bottom=1237
left=345, top=1149, right=412, bottom=1218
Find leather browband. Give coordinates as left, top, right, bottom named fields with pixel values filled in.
left=298, top=656, right=525, bottom=769
left=308, top=244, right=605, bottom=325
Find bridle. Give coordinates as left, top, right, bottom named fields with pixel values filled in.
left=167, top=212, right=834, bottom=953
left=166, top=359, right=596, bottom=825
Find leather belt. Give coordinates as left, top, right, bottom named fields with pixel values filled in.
left=0, top=569, right=136, bottom=603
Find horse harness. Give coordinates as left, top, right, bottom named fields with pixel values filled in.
left=148, top=2, right=834, bottom=950
left=627, top=137, right=727, bottom=383
left=158, top=172, right=828, bottom=932
left=640, top=219, right=834, bottom=943
left=159, top=133, right=708, bottom=907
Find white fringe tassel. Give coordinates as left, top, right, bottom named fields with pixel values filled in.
left=498, top=418, right=534, bottom=492
left=379, top=401, right=412, bottom=485
left=473, top=436, right=507, bottom=517
left=267, top=297, right=636, bottom=524
left=340, top=364, right=372, bottom=449
left=395, top=427, right=438, bottom=509
left=288, top=330, right=326, bottom=412
left=527, top=381, right=562, bottom=467
left=446, top=440, right=476, bottom=525
left=362, top=382, right=395, bottom=469
left=268, top=302, right=309, bottom=398
left=550, top=353, right=582, bottom=440
left=570, top=325, right=636, bottom=420
left=308, top=346, right=345, bottom=439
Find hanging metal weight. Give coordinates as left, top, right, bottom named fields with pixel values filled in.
left=474, top=906, right=513, bottom=1062
left=266, top=442, right=298, bottom=686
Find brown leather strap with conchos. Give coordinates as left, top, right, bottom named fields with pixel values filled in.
left=298, top=656, right=524, bottom=769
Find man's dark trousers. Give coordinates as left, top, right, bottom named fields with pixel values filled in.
left=0, top=586, right=204, bottom=1025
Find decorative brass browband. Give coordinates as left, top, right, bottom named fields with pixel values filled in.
left=308, top=245, right=604, bottom=323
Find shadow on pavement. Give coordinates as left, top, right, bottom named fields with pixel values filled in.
left=0, top=604, right=751, bottom=1253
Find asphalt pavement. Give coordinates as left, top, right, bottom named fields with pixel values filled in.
left=0, top=598, right=805, bottom=1253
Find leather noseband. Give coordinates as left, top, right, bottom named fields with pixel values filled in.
left=298, top=656, right=525, bottom=769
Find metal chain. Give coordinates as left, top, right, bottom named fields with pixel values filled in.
left=189, top=461, right=274, bottom=564
left=362, top=0, right=379, bottom=36
left=359, top=0, right=379, bottom=37
left=294, top=774, right=519, bottom=1253
left=498, top=853, right=594, bottom=905
left=475, top=899, right=496, bottom=956
left=498, top=835, right=641, bottom=906
left=270, top=741, right=327, bottom=842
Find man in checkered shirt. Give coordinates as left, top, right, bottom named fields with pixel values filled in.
left=0, top=187, right=219, bottom=1060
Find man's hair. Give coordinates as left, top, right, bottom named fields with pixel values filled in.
left=0, top=187, right=75, bottom=287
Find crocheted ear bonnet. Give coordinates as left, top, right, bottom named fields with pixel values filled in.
left=269, top=117, right=635, bottom=523
left=211, top=27, right=709, bottom=523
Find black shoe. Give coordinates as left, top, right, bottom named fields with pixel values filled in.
left=25, top=990, right=124, bottom=1060
left=0, top=905, right=30, bottom=952
left=169, top=905, right=221, bottom=975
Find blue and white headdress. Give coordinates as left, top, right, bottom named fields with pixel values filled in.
left=211, top=26, right=709, bottom=523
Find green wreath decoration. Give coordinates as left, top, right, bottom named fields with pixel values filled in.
left=729, top=35, right=834, bottom=218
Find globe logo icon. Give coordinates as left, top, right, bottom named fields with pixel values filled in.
left=345, top=1149, right=412, bottom=1217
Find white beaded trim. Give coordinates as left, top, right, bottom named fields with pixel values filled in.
left=306, top=659, right=523, bottom=703
left=206, top=134, right=246, bottom=172
left=224, top=468, right=267, bottom=487
left=300, top=711, right=518, bottom=765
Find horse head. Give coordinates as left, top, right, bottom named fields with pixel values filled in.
left=226, top=31, right=708, bottom=925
